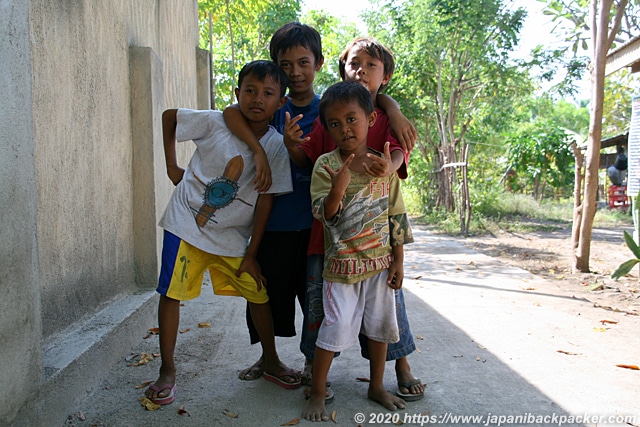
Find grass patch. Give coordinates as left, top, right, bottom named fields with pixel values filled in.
left=411, top=192, right=632, bottom=236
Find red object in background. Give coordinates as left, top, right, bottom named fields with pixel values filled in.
left=608, top=185, right=629, bottom=209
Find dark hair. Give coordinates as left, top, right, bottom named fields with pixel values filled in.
left=319, top=81, right=374, bottom=130
left=339, top=37, right=395, bottom=92
left=237, top=60, right=289, bottom=98
left=269, top=22, right=323, bottom=65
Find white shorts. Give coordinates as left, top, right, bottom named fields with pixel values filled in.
left=316, top=272, right=399, bottom=352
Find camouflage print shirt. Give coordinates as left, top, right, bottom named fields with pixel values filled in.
left=310, top=149, right=414, bottom=284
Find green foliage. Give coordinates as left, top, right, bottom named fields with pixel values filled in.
left=612, top=231, right=640, bottom=280
left=198, top=0, right=301, bottom=108
left=300, top=11, right=360, bottom=92
left=603, top=69, right=640, bottom=139
left=506, top=119, right=575, bottom=198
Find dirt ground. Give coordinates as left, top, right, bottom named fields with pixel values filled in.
left=458, top=220, right=640, bottom=316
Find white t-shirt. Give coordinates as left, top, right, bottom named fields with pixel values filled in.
left=159, top=109, right=292, bottom=257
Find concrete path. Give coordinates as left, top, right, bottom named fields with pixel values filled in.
left=66, top=226, right=640, bottom=426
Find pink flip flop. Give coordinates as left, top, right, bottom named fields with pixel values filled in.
left=147, top=383, right=176, bottom=405
left=263, top=370, right=302, bottom=390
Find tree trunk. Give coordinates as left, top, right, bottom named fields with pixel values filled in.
left=571, top=142, right=584, bottom=255
left=574, top=0, right=619, bottom=272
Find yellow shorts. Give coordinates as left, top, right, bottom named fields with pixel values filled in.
left=157, top=231, right=268, bottom=304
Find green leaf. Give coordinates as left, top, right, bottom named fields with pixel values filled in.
left=611, top=259, right=640, bottom=281
left=623, top=231, right=640, bottom=258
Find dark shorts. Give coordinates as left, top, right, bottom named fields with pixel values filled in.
left=246, top=229, right=310, bottom=344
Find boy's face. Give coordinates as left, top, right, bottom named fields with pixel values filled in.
left=342, top=47, right=390, bottom=96
left=276, top=45, right=323, bottom=98
left=324, top=100, right=376, bottom=153
left=235, top=74, right=286, bottom=123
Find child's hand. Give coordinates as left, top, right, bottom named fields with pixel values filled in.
left=283, top=112, right=310, bottom=149
left=364, top=141, right=393, bottom=177
left=324, top=153, right=354, bottom=195
left=236, top=255, right=267, bottom=291
left=387, top=259, right=404, bottom=289
left=167, top=165, right=185, bottom=186
left=252, top=150, right=272, bottom=193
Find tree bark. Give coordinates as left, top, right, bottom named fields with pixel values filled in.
left=574, top=0, right=624, bottom=272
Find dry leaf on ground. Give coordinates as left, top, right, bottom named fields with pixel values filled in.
left=139, top=397, right=160, bottom=411
left=134, top=380, right=153, bottom=389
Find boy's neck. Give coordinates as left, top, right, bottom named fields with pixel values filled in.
left=370, top=93, right=379, bottom=108
left=287, top=90, right=317, bottom=108
left=248, top=120, right=270, bottom=140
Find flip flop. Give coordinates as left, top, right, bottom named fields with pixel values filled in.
left=396, top=378, right=425, bottom=402
left=263, top=369, right=302, bottom=390
left=147, top=383, right=176, bottom=405
left=304, top=382, right=334, bottom=404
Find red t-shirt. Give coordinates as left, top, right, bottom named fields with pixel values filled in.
left=299, top=108, right=410, bottom=255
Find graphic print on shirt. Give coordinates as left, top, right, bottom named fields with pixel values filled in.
left=190, top=155, right=252, bottom=227
left=325, top=186, right=389, bottom=262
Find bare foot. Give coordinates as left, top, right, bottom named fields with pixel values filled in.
left=301, top=358, right=313, bottom=385
left=368, top=384, right=406, bottom=410
left=238, top=356, right=264, bottom=381
left=302, top=390, right=329, bottom=421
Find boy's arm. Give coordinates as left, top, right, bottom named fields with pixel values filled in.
left=377, top=93, right=417, bottom=153
left=321, top=154, right=354, bottom=220
left=236, top=193, right=273, bottom=290
left=162, top=109, right=185, bottom=186
left=223, top=105, right=272, bottom=193
left=387, top=245, right=404, bottom=289
left=283, top=112, right=313, bottom=169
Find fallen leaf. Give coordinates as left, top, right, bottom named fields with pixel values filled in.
left=394, top=419, right=404, bottom=425
left=415, top=335, right=424, bottom=340
left=453, top=355, right=463, bottom=358
left=179, top=328, right=191, bottom=334
left=148, top=327, right=160, bottom=335
left=556, top=275, right=565, bottom=279
left=198, top=322, right=212, bottom=328
left=533, top=302, right=541, bottom=307
left=356, top=377, right=370, bottom=382
left=127, top=353, right=154, bottom=367
left=593, top=327, right=607, bottom=332
left=477, top=344, right=486, bottom=349
left=152, top=352, right=161, bottom=358
left=281, top=418, right=300, bottom=426
left=331, top=410, right=337, bottom=423
left=522, top=287, right=536, bottom=291
left=177, top=405, right=190, bottom=416
left=134, top=380, right=153, bottom=389
left=616, top=364, right=640, bottom=370
left=600, top=320, right=618, bottom=325
left=223, top=409, right=239, bottom=418
left=549, top=269, right=555, bottom=274
left=139, top=397, right=160, bottom=411
left=557, top=350, right=580, bottom=355
left=413, top=275, right=422, bottom=280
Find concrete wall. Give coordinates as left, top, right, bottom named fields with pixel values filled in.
left=0, top=0, right=43, bottom=421
left=0, top=0, right=205, bottom=424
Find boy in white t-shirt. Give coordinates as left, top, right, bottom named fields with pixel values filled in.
left=145, top=60, right=301, bottom=405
